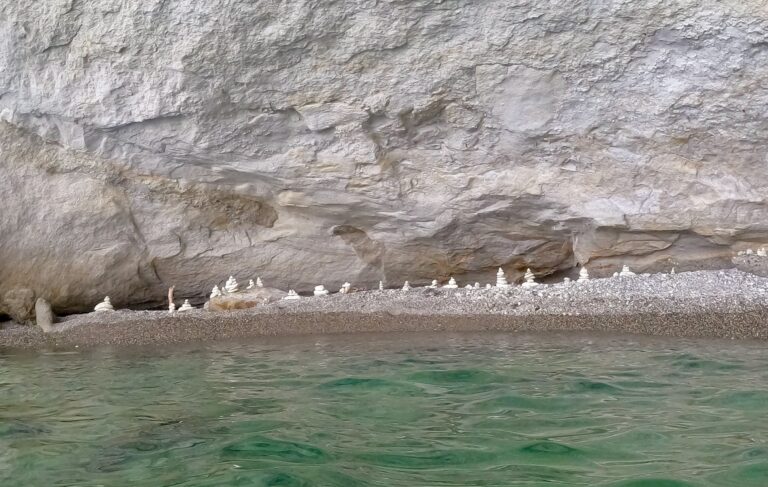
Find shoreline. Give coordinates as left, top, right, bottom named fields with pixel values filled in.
left=3, top=268, right=768, bottom=350
left=2, top=309, right=768, bottom=350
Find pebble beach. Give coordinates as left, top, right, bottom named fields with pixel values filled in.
left=2, top=269, right=768, bottom=349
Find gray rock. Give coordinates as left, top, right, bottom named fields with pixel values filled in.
left=2, top=288, right=35, bottom=324
left=209, top=288, right=288, bottom=312
left=34, top=298, right=54, bottom=332
left=1, top=1, right=768, bottom=311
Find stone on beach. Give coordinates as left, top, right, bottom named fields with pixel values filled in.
left=35, top=298, right=54, bottom=332
left=178, top=300, right=194, bottom=312
left=284, top=290, right=300, bottom=300
left=443, top=277, right=459, bottom=289
left=496, top=268, right=510, bottom=288
left=402, top=281, right=411, bottom=291
left=224, top=276, right=239, bottom=293
left=427, top=280, right=438, bottom=289
left=314, top=285, right=329, bottom=296
left=578, top=267, right=590, bottom=282
left=379, top=281, right=384, bottom=291
left=521, top=269, right=538, bottom=288
left=339, top=282, right=352, bottom=294
left=619, top=265, right=636, bottom=277
left=209, top=287, right=287, bottom=311
left=94, top=296, right=115, bottom=312
left=210, top=285, right=222, bottom=299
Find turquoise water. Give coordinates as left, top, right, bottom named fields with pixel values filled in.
left=1, top=333, right=767, bottom=486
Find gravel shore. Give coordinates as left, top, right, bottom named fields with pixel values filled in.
left=3, top=269, right=768, bottom=349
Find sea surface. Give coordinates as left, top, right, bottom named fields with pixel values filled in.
left=1, top=333, right=767, bottom=486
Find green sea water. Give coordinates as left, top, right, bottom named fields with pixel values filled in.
left=1, top=333, right=767, bottom=486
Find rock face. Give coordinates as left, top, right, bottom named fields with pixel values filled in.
left=2, top=0, right=768, bottom=312
left=2, top=288, right=36, bottom=324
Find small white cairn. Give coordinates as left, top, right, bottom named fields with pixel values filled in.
left=224, top=276, right=239, bottom=293
left=619, top=265, right=636, bottom=277
left=443, top=277, right=459, bottom=289
left=284, top=290, right=300, bottom=300
left=496, top=268, right=510, bottom=288
left=94, top=296, right=115, bottom=312
left=427, top=280, right=438, bottom=289
left=313, top=285, right=329, bottom=296
left=746, top=249, right=755, bottom=255
left=402, top=281, right=411, bottom=291
left=256, top=277, right=264, bottom=287
left=210, top=285, right=222, bottom=299
left=339, top=282, right=352, bottom=294
left=247, top=279, right=256, bottom=290
left=759, top=248, right=767, bottom=257
left=577, top=267, right=590, bottom=283
left=521, top=268, right=538, bottom=288
left=379, top=281, right=384, bottom=291
left=178, top=300, right=194, bottom=312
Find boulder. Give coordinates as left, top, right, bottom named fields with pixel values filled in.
left=1, top=288, right=35, bottom=324
left=208, top=287, right=288, bottom=312
left=34, top=298, right=55, bottom=332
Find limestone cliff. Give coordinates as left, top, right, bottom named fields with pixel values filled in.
left=1, top=0, right=768, bottom=314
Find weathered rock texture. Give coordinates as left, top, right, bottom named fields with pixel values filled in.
left=2, top=0, right=768, bottom=313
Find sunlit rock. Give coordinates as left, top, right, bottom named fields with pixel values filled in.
left=443, top=277, right=459, bottom=289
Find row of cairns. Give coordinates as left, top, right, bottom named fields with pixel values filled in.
left=91, top=264, right=651, bottom=313
left=737, top=248, right=768, bottom=257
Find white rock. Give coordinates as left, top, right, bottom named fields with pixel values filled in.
left=485, top=283, right=492, bottom=289
left=619, top=265, right=636, bottom=277
left=210, top=285, right=222, bottom=298
left=577, top=267, right=590, bottom=282
left=758, top=248, right=767, bottom=257
left=168, top=302, right=176, bottom=313
left=427, top=280, right=438, bottom=289
left=378, top=281, right=384, bottom=291
left=284, top=290, right=301, bottom=300
left=256, top=277, right=264, bottom=287
left=564, top=277, right=571, bottom=284
left=464, top=284, right=473, bottom=289
left=339, top=282, right=352, bottom=294
left=178, top=299, right=194, bottom=311
left=496, top=268, right=510, bottom=288
left=474, top=282, right=480, bottom=289
left=746, top=249, right=754, bottom=255
left=402, top=281, right=411, bottom=291
left=443, top=277, right=459, bottom=289
left=521, top=268, right=538, bottom=288
left=313, top=285, right=329, bottom=296
left=94, top=296, right=114, bottom=312
left=224, top=276, right=239, bottom=293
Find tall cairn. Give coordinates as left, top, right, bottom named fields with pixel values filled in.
left=496, top=268, right=510, bottom=288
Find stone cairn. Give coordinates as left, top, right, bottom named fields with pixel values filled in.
left=224, top=276, right=239, bottom=293
left=521, top=269, right=538, bottom=288
left=210, top=285, right=222, bottom=299
left=284, top=290, right=300, bottom=300
left=314, top=285, right=329, bottom=296
left=379, top=281, right=384, bottom=291
left=339, top=282, right=352, bottom=294
left=402, top=281, right=411, bottom=291
left=496, top=268, right=510, bottom=288
left=443, top=277, right=459, bottom=289
left=577, top=267, right=590, bottom=282
left=619, top=265, right=636, bottom=277
left=94, top=296, right=115, bottom=312
left=256, top=277, right=264, bottom=287
left=247, top=279, right=256, bottom=290
left=178, top=300, right=194, bottom=312
left=427, top=280, right=438, bottom=289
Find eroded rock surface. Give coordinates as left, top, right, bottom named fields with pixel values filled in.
left=1, top=0, right=768, bottom=312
